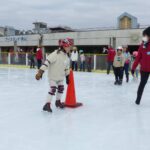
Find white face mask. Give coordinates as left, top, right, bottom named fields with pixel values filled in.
left=142, top=36, right=148, bottom=42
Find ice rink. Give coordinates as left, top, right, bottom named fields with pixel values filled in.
left=0, top=68, right=150, bottom=150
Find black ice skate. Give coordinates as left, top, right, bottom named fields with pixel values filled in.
left=43, top=103, right=52, bottom=112
left=118, top=80, right=122, bottom=85
left=126, top=76, right=129, bottom=83
left=55, top=100, right=65, bottom=109
left=114, top=80, right=119, bottom=85
left=135, top=99, right=141, bottom=105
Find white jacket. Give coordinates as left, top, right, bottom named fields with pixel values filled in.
left=40, top=50, right=70, bottom=81
left=71, top=51, right=78, bottom=61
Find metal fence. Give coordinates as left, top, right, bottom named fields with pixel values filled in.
left=0, top=52, right=108, bottom=70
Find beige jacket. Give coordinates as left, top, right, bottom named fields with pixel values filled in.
left=113, top=54, right=125, bottom=67
left=40, top=50, right=70, bottom=81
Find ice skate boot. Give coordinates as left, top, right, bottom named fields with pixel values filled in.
left=55, top=100, right=65, bottom=109
left=118, top=80, right=122, bottom=85
left=126, top=76, right=129, bottom=83
left=114, top=80, right=119, bottom=85
left=135, top=98, right=141, bottom=105
left=43, top=103, right=52, bottom=112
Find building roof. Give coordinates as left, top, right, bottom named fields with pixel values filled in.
left=118, top=12, right=137, bottom=20
left=33, top=22, right=47, bottom=26
left=49, top=26, right=75, bottom=32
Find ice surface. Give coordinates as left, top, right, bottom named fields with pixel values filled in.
left=0, top=68, right=150, bottom=150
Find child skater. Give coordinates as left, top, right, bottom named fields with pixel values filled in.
left=35, top=38, right=74, bottom=112
left=113, top=46, right=125, bottom=85
left=132, top=27, right=150, bottom=105
left=122, top=46, right=131, bottom=82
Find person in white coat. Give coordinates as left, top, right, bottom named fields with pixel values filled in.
left=71, top=47, right=78, bottom=71
left=35, top=38, right=74, bottom=113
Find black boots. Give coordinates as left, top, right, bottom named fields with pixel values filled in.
left=135, top=100, right=140, bottom=105
left=114, top=80, right=118, bottom=85
left=43, top=101, right=65, bottom=112
left=114, top=80, right=122, bottom=85
left=126, top=75, right=129, bottom=83
left=55, top=100, right=65, bottom=109
left=43, top=103, right=52, bottom=112
left=135, top=97, right=141, bottom=105
left=118, top=80, right=122, bottom=85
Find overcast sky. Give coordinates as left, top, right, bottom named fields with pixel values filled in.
left=0, top=0, right=149, bottom=30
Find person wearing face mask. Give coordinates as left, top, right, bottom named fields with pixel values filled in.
left=132, top=27, right=150, bottom=105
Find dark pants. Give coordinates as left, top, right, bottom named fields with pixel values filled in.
left=136, top=72, right=150, bottom=104
left=123, top=63, right=130, bottom=81
left=30, top=59, right=35, bottom=68
left=114, top=67, right=123, bottom=81
left=87, top=63, right=92, bottom=72
left=72, top=61, right=78, bottom=71
left=107, top=61, right=114, bottom=74
left=37, top=59, right=42, bottom=69
left=80, top=61, right=85, bottom=71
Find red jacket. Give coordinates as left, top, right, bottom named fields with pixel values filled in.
left=36, top=49, right=43, bottom=60
left=107, top=48, right=116, bottom=62
left=132, top=42, right=150, bottom=72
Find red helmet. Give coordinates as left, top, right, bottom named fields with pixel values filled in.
left=59, top=38, right=74, bottom=47
left=133, top=51, right=138, bottom=57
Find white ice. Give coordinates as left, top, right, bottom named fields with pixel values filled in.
left=0, top=68, right=150, bottom=150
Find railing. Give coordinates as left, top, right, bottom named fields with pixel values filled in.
left=0, top=52, right=28, bottom=66
left=0, top=52, right=108, bottom=70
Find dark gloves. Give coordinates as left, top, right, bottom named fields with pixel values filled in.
left=66, top=75, right=70, bottom=85
left=131, top=70, right=135, bottom=76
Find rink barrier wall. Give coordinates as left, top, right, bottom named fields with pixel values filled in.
left=0, top=52, right=111, bottom=71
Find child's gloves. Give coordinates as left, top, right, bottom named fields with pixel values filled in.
left=131, top=70, right=135, bottom=76
left=66, top=75, right=70, bottom=85
left=35, top=69, right=44, bottom=80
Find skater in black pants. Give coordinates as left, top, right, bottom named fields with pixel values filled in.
left=29, top=50, right=35, bottom=69
left=36, top=47, right=43, bottom=69
left=106, top=46, right=116, bottom=74
left=71, top=47, right=78, bottom=71
left=114, top=67, right=123, bottom=85
left=113, top=46, right=125, bottom=85
left=132, top=26, right=150, bottom=105
left=136, top=72, right=149, bottom=104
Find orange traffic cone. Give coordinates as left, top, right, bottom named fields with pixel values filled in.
left=63, top=70, right=83, bottom=108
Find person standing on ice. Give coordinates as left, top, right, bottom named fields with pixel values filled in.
left=131, top=51, right=140, bottom=80
left=122, top=46, right=131, bottom=82
left=113, top=46, right=125, bottom=85
left=106, top=45, right=116, bottom=75
left=36, top=47, right=43, bottom=69
left=79, top=50, right=85, bottom=71
left=132, top=27, right=150, bottom=105
left=29, top=49, right=35, bottom=69
left=71, top=47, right=78, bottom=71
left=35, top=38, right=74, bottom=112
